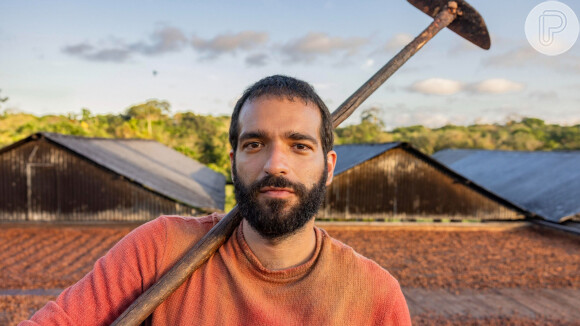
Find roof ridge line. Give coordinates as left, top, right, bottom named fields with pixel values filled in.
left=40, top=132, right=157, bottom=142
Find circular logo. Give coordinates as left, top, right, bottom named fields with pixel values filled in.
left=525, top=1, right=579, bottom=56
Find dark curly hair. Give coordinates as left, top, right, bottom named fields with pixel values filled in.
left=228, top=75, right=334, bottom=155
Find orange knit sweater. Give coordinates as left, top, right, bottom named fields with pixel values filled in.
left=22, top=214, right=411, bottom=325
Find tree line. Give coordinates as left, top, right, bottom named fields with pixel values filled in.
left=1, top=100, right=579, bottom=181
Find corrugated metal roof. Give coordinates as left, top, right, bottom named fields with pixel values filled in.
left=332, top=143, right=528, bottom=217
left=432, top=149, right=580, bottom=223
left=333, top=142, right=402, bottom=175
left=40, top=132, right=225, bottom=210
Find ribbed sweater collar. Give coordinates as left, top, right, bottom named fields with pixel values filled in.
left=235, top=223, right=323, bottom=282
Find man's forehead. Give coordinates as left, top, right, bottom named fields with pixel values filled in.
left=240, top=95, right=319, bottom=118
left=238, top=96, right=322, bottom=139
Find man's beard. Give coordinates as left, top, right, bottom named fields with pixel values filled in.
left=232, top=162, right=328, bottom=241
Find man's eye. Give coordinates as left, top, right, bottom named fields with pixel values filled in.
left=294, top=143, right=311, bottom=151
left=244, top=142, right=262, bottom=150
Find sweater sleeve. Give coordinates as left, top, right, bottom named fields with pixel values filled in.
left=384, top=280, right=412, bottom=326
left=19, top=217, right=168, bottom=326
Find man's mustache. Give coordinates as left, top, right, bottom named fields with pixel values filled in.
left=248, top=175, right=307, bottom=197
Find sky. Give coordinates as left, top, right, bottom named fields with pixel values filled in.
left=1, top=0, right=579, bottom=130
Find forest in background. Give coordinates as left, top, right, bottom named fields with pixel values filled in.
left=1, top=99, right=580, bottom=181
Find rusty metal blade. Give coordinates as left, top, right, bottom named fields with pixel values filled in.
left=408, top=0, right=491, bottom=49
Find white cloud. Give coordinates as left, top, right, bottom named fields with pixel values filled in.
left=448, top=39, right=480, bottom=54
left=280, top=32, right=368, bottom=63
left=484, top=46, right=537, bottom=67
left=62, top=26, right=188, bottom=62
left=385, top=112, right=469, bottom=129
left=130, top=26, right=188, bottom=55
left=245, top=53, right=268, bottom=67
left=62, top=43, right=132, bottom=63
left=63, top=43, right=93, bottom=55
left=484, top=45, right=580, bottom=73
left=383, top=33, right=413, bottom=52
left=471, top=79, right=525, bottom=94
left=528, top=90, right=558, bottom=101
left=361, top=58, right=374, bottom=69
left=407, top=78, right=525, bottom=96
left=409, top=78, right=463, bottom=95
left=192, top=31, right=268, bottom=59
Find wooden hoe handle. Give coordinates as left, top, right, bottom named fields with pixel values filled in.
left=112, top=4, right=462, bottom=325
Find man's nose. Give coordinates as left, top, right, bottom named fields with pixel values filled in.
left=263, top=144, right=289, bottom=176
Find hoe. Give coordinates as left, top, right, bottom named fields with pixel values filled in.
left=113, top=1, right=491, bottom=324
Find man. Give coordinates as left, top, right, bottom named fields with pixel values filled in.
left=22, top=75, right=411, bottom=325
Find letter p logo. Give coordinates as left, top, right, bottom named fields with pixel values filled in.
left=526, top=1, right=579, bottom=56
left=539, top=10, right=567, bottom=46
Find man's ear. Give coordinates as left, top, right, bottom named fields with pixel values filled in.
left=325, top=150, right=337, bottom=186
left=229, top=150, right=235, bottom=182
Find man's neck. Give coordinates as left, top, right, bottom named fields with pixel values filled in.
left=242, top=219, right=317, bottom=270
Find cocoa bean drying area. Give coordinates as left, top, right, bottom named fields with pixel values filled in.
left=2, top=1, right=580, bottom=325
left=1, top=222, right=579, bottom=325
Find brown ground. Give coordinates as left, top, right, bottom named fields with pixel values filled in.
left=1, top=222, right=579, bottom=325
left=1, top=225, right=133, bottom=289
left=0, top=295, right=55, bottom=326
left=322, top=224, right=580, bottom=289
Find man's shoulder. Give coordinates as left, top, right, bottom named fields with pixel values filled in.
left=159, top=212, right=223, bottom=227
left=156, top=212, right=224, bottom=239
left=135, top=213, right=225, bottom=274
left=118, top=213, right=224, bottom=257
left=318, top=227, right=398, bottom=283
left=316, top=227, right=407, bottom=319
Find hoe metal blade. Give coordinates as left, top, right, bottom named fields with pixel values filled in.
left=408, top=0, right=491, bottom=49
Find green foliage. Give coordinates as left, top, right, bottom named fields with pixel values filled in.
left=335, top=107, right=393, bottom=144
left=224, top=184, right=236, bottom=212
left=2, top=99, right=580, bottom=182
left=335, top=115, right=580, bottom=154
left=125, top=100, right=171, bottom=138
left=0, top=101, right=232, bottom=180
left=170, top=112, right=231, bottom=178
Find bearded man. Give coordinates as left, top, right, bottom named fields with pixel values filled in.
left=22, top=75, right=411, bottom=325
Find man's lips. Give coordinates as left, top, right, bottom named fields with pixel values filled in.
left=259, top=186, right=295, bottom=198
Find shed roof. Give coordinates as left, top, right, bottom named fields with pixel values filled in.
left=333, top=142, right=527, bottom=216
left=432, top=149, right=580, bottom=223
left=333, top=142, right=402, bottom=175
left=6, top=133, right=225, bottom=210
